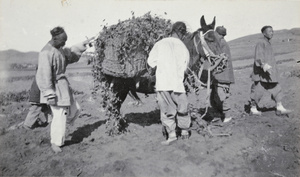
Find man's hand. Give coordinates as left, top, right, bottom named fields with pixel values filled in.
left=71, top=37, right=96, bottom=54
left=83, top=37, right=96, bottom=48
left=263, top=63, right=272, bottom=72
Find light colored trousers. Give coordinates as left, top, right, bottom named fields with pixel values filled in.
left=50, top=101, right=80, bottom=146
left=156, top=91, right=191, bottom=134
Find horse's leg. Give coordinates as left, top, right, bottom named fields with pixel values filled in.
left=114, top=84, right=129, bottom=110
left=128, top=90, right=142, bottom=106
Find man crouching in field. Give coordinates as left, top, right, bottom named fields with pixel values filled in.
left=36, top=26, right=92, bottom=153
left=249, top=26, right=292, bottom=115
left=147, top=22, right=191, bottom=145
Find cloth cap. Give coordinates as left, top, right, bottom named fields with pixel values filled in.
left=216, top=26, right=227, bottom=36
left=172, top=21, right=187, bottom=35
left=50, top=26, right=65, bottom=37
left=261, top=25, right=272, bottom=33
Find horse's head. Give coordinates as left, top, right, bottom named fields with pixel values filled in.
left=200, top=15, right=216, bottom=34
left=183, top=16, right=224, bottom=74
left=199, top=16, right=221, bottom=48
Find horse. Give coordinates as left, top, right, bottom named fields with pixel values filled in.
left=99, top=16, right=225, bottom=135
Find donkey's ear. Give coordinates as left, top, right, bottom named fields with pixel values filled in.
left=211, top=16, right=216, bottom=29
left=200, top=15, right=206, bottom=27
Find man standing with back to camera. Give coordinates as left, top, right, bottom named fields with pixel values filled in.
left=36, top=26, right=92, bottom=153
left=249, top=25, right=292, bottom=115
left=147, top=22, right=191, bottom=145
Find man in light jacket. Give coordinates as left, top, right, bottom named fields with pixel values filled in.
left=148, top=22, right=191, bottom=145
left=36, top=26, right=91, bottom=153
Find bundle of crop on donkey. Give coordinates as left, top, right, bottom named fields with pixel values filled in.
left=92, top=12, right=229, bottom=136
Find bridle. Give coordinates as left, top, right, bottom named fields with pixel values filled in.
left=188, top=29, right=226, bottom=119
left=193, top=29, right=214, bottom=56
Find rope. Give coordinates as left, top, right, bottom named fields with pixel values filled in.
left=193, top=34, right=201, bottom=55
left=190, top=30, right=215, bottom=119
left=199, top=56, right=211, bottom=119
left=187, top=67, right=207, bottom=87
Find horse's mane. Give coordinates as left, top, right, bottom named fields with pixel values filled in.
left=185, top=28, right=201, bottom=41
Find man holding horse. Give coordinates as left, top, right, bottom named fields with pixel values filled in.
left=210, top=26, right=235, bottom=123
left=249, top=25, right=292, bottom=115
left=148, top=21, right=191, bottom=145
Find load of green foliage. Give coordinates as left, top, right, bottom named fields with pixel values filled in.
left=91, top=12, right=172, bottom=135
left=93, top=12, right=172, bottom=79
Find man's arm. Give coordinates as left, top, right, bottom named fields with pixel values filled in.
left=65, top=38, right=94, bottom=65
left=255, top=42, right=271, bottom=72
left=36, top=51, right=56, bottom=100
left=147, top=44, right=159, bottom=68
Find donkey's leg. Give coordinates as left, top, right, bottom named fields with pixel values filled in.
left=112, top=78, right=131, bottom=110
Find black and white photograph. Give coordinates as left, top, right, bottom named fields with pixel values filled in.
left=0, top=0, right=300, bottom=176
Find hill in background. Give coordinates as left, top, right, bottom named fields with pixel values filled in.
left=228, top=28, right=300, bottom=61
left=0, top=49, right=92, bottom=70
left=0, top=49, right=38, bottom=63
left=0, top=28, right=299, bottom=69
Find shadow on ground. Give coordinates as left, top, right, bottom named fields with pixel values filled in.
left=64, top=119, right=106, bottom=146
left=125, top=109, right=161, bottom=127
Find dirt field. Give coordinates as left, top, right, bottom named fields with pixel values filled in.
left=0, top=50, right=300, bottom=177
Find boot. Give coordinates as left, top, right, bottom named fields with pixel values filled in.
left=276, top=102, right=292, bottom=115
left=51, top=144, right=62, bottom=153
left=223, top=111, right=232, bottom=123
left=181, top=130, right=190, bottom=140
left=250, top=106, right=262, bottom=116
left=223, top=117, right=232, bottom=123
left=161, top=131, right=177, bottom=145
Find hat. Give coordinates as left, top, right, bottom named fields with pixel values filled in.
left=172, top=21, right=187, bottom=35
left=261, top=25, right=272, bottom=33
left=216, top=26, right=227, bottom=36
left=50, top=26, right=65, bottom=37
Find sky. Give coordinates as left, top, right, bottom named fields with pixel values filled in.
left=0, top=0, right=300, bottom=52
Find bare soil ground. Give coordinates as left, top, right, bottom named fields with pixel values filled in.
left=0, top=55, right=300, bottom=177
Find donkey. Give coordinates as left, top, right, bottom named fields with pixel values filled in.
left=100, top=16, right=225, bottom=135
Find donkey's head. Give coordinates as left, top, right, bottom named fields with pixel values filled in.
left=200, top=15, right=216, bottom=34
left=183, top=16, right=223, bottom=73
left=199, top=15, right=222, bottom=54
left=200, top=15, right=217, bottom=43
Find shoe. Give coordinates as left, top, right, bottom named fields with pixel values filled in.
left=181, top=130, right=190, bottom=140
left=22, top=124, right=33, bottom=130
left=161, top=131, right=177, bottom=145
left=223, top=117, right=232, bottom=123
left=250, top=107, right=262, bottom=116
left=51, top=144, right=62, bottom=153
left=161, top=136, right=177, bottom=145
left=276, top=102, right=292, bottom=116
left=276, top=109, right=292, bottom=115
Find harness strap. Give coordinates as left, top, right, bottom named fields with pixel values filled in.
left=197, top=63, right=204, bottom=81
left=199, top=55, right=211, bottom=119
left=193, top=35, right=201, bottom=55
left=190, top=30, right=215, bottom=120
left=199, top=31, right=215, bottom=58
